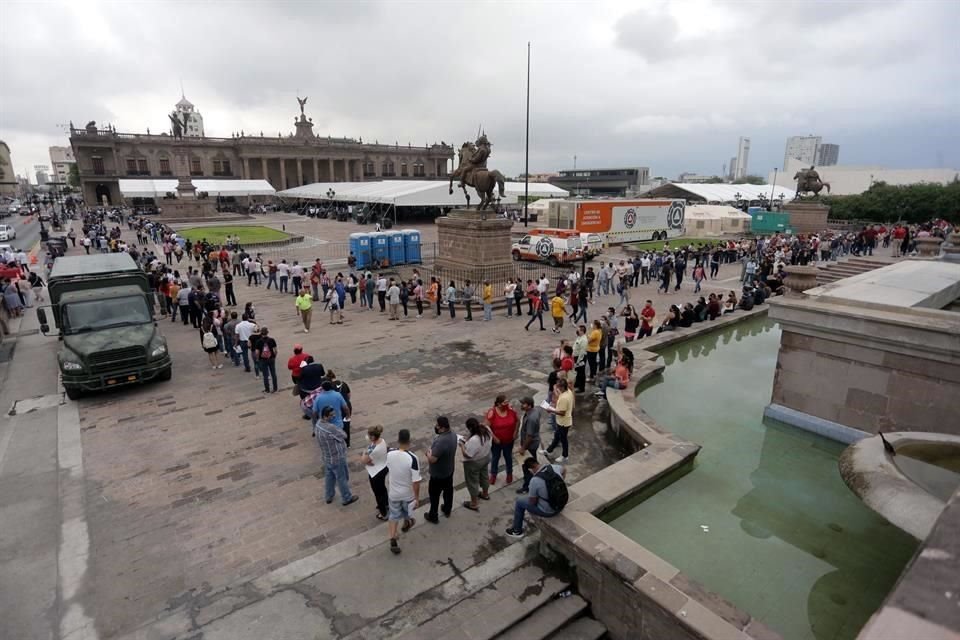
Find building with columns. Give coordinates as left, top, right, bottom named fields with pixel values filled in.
left=69, top=102, right=453, bottom=205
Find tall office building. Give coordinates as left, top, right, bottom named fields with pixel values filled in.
left=734, top=137, right=750, bottom=180
left=815, top=143, right=840, bottom=166
left=34, top=164, right=50, bottom=185
left=172, top=93, right=205, bottom=137
left=784, top=135, right=821, bottom=171
left=728, top=156, right=737, bottom=181
left=49, top=146, right=76, bottom=185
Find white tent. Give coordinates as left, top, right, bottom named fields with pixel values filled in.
left=685, top=205, right=752, bottom=237
left=278, top=180, right=522, bottom=207
left=503, top=182, right=569, bottom=198
left=646, top=182, right=789, bottom=204
left=118, top=179, right=275, bottom=198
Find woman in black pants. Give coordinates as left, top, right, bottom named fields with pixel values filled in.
left=360, top=425, right=390, bottom=520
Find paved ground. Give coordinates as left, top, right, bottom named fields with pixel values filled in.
left=1, top=214, right=757, bottom=639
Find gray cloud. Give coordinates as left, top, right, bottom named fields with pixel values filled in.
left=1, top=0, right=958, bottom=182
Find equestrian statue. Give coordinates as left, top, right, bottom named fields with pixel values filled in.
left=794, top=166, right=831, bottom=199
left=449, top=133, right=506, bottom=210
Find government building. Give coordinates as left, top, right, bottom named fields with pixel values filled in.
left=69, top=96, right=453, bottom=205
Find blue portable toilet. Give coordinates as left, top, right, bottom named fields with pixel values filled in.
left=349, top=232, right=372, bottom=270
left=402, top=229, right=422, bottom=264
left=370, top=232, right=389, bottom=266
left=386, top=230, right=405, bottom=266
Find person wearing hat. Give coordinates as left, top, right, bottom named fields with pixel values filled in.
left=287, top=344, right=310, bottom=392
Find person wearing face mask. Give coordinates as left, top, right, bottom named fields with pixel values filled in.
left=424, top=416, right=458, bottom=524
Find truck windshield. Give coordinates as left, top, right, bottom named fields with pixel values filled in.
left=65, top=296, right=151, bottom=333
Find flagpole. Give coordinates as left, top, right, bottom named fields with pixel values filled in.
left=523, top=41, right=530, bottom=228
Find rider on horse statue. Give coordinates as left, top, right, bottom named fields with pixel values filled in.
left=450, top=132, right=506, bottom=210
left=794, top=165, right=831, bottom=198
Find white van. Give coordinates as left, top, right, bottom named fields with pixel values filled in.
left=0, top=224, right=16, bottom=241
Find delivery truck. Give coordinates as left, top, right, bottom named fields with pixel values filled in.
left=549, top=199, right=686, bottom=244
left=37, top=253, right=172, bottom=399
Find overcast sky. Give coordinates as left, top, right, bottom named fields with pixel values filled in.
left=2, top=0, right=958, bottom=182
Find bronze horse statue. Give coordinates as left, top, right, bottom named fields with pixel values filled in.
left=794, top=167, right=831, bottom=198
left=449, top=142, right=506, bottom=210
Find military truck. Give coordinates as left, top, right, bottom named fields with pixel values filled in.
left=37, top=253, right=172, bottom=400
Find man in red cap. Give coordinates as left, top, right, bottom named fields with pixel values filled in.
left=287, top=344, right=310, bottom=393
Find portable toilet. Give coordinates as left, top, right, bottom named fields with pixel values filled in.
left=348, top=232, right=372, bottom=270
left=386, top=230, right=405, bottom=266
left=370, top=232, right=389, bottom=266
left=402, top=229, right=422, bottom=264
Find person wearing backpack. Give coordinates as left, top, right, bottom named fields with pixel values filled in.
left=256, top=326, right=279, bottom=393
left=505, top=458, right=567, bottom=539
left=201, top=321, right=221, bottom=370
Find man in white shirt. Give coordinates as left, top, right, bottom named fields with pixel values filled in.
left=385, top=429, right=421, bottom=554
left=386, top=279, right=401, bottom=320
left=537, top=275, right=549, bottom=295
left=376, top=274, right=388, bottom=312
left=235, top=317, right=258, bottom=372
left=640, top=255, right=651, bottom=285
left=277, top=259, right=290, bottom=293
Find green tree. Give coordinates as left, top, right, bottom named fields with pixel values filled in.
left=68, top=163, right=80, bottom=188
left=823, top=179, right=960, bottom=223
left=732, top=175, right=765, bottom=185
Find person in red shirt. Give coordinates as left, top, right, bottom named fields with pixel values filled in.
left=560, top=345, right=575, bottom=381
left=640, top=300, right=656, bottom=338
left=287, top=344, right=310, bottom=389
left=486, top=395, right=519, bottom=486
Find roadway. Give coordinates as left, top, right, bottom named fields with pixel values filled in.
left=1, top=212, right=51, bottom=255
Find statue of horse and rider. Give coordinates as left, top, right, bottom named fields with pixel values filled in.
left=449, top=133, right=506, bottom=210
left=794, top=166, right=831, bottom=199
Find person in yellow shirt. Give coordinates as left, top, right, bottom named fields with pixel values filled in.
left=295, top=287, right=313, bottom=333
left=550, top=294, right=566, bottom=333
left=586, top=319, right=602, bottom=381
left=482, top=280, right=494, bottom=321
left=544, top=378, right=574, bottom=462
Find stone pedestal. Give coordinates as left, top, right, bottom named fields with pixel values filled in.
left=942, top=232, right=960, bottom=262
left=434, top=208, right=514, bottom=271
left=782, top=264, right=820, bottom=297
left=915, top=235, right=944, bottom=258
left=294, top=115, right=314, bottom=140
left=782, top=201, right=829, bottom=234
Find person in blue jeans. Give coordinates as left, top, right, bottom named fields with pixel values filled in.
left=314, top=406, right=359, bottom=507
left=505, top=459, right=565, bottom=538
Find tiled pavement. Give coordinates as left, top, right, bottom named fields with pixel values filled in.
left=76, top=216, right=751, bottom=638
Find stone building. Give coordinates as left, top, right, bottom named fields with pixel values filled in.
left=173, top=94, right=204, bottom=137
left=69, top=101, right=453, bottom=205
left=0, top=140, right=16, bottom=196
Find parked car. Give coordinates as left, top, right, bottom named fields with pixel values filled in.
left=0, top=224, right=16, bottom=241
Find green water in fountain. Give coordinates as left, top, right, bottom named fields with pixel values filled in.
left=606, top=317, right=918, bottom=640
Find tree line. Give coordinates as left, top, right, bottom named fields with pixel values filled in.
left=824, top=178, right=960, bottom=223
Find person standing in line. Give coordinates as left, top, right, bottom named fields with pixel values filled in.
left=277, top=259, right=290, bottom=293
left=315, top=406, right=359, bottom=506
left=223, top=270, right=237, bottom=307
left=413, top=279, right=425, bottom=318
left=399, top=279, right=410, bottom=318
left=639, top=300, right=656, bottom=339
left=572, top=325, right=588, bottom=393
left=310, top=379, right=350, bottom=439
left=386, top=278, right=401, bottom=320
left=658, top=259, right=673, bottom=294
left=424, top=416, right=458, bottom=524
left=515, top=397, right=543, bottom=494
left=256, top=327, right=278, bottom=393
left=376, top=273, right=388, bottom=312
left=265, top=261, right=278, bottom=289
left=583, top=267, right=595, bottom=302
left=692, top=262, right=705, bottom=293
left=325, top=371, right=352, bottom=446
left=428, top=276, right=440, bottom=317
left=326, top=286, right=343, bottom=325
left=543, top=378, right=574, bottom=463
left=222, top=311, right=240, bottom=367
left=386, top=429, right=421, bottom=554
left=459, top=418, right=491, bottom=511
left=640, top=254, right=651, bottom=285
left=482, top=280, right=493, bottom=321
left=524, top=288, right=545, bottom=331
left=297, top=356, right=326, bottom=419
left=360, top=425, right=389, bottom=521
left=290, top=260, right=304, bottom=295
left=486, top=395, right=519, bottom=486
left=446, top=280, right=457, bottom=319
left=709, top=250, right=720, bottom=279
left=461, top=279, right=475, bottom=321
left=504, top=278, right=517, bottom=317
left=286, top=344, right=309, bottom=389
left=295, top=287, right=313, bottom=333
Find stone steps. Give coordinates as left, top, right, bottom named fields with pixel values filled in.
left=815, top=257, right=889, bottom=285
left=495, top=593, right=592, bottom=640
left=551, top=616, right=609, bottom=640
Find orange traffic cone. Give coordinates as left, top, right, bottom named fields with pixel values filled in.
left=29, top=254, right=38, bottom=265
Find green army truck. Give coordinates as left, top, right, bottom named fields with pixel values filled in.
left=37, top=253, right=172, bottom=400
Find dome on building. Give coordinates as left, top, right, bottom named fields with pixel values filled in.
left=176, top=94, right=194, bottom=112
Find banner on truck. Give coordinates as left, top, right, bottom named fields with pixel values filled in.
left=575, top=200, right=685, bottom=243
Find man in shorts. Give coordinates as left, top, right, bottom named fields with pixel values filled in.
left=386, top=429, right=422, bottom=554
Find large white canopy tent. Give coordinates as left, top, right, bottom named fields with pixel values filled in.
left=278, top=180, right=567, bottom=206
left=644, top=182, right=791, bottom=204
left=118, top=179, right=276, bottom=198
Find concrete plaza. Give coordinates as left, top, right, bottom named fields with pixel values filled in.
left=1, top=213, right=753, bottom=640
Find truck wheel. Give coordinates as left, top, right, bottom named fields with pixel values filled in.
left=549, top=256, right=560, bottom=267
left=157, top=367, right=172, bottom=382
left=512, top=250, right=521, bottom=261
left=64, top=386, right=83, bottom=401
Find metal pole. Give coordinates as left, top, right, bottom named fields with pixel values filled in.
left=770, top=168, right=778, bottom=206
left=523, top=41, right=530, bottom=228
